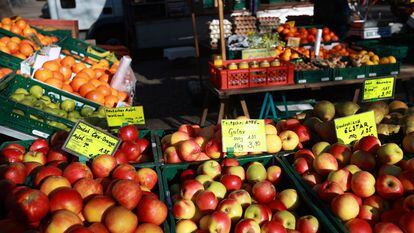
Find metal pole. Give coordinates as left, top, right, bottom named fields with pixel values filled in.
left=218, top=0, right=227, bottom=60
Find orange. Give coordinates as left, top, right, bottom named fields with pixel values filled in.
left=1, top=68, right=12, bottom=75
left=98, top=74, right=109, bottom=83
left=13, top=53, right=26, bottom=60
left=10, top=37, right=21, bottom=44
left=34, top=69, right=53, bottom=82
left=72, top=62, right=87, bottom=73
left=0, top=46, right=10, bottom=54
left=99, top=59, right=110, bottom=68
left=0, top=37, right=10, bottom=46
left=75, top=72, right=91, bottom=81
left=59, top=66, right=72, bottom=80
left=15, top=20, right=27, bottom=30
left=61, top=56, right=76, bottom=67
left=43, top=60, right=61, bottom=72
left=52, top=71, right=64, bottom=80
left=110, top=88, right=118, bottom=96
left=6, top=41, right=18, bottom=53
left=90, top=79, right=102, bottom=88
left=86, top=91, right=105, bottom=105
left=83, top=57, right=96, bottom=65
left=94, top=68, right=106, bottom=78
left=96, top=85, right=111, bottom=97
left=22, top=27, right=35, bottom=37
left=79, top=83, right=95, bottom=97
left=117, top=91, right=128, bottom=102
left=1, top=18, right=11, bottom=25
left=19, top=43, right=34, bottom=57
left=62, top=84, right=73, bottom=93
left=45, top=78, right=63, bottom=89
left=70, top=76, right=89, bottom=92
left=104, top=95, right=119, bottom=108
left=80, top=68, right=95, bottom=79
left=1, top=24, right=11, bottom=31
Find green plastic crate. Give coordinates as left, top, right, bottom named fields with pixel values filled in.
left=332, top=66, right=368, bottom=81
left=0, top=51, right=22, bottom=71
left=367, top=62, right=400, bottom=78
left=295, top=68, right=333, bottom=84
left=0, top=140, right=34, bottom=150
left=0, top=28, right=25, bottom=40
left=32, top=26, right=69, bottom=41
left=162, top=155, right=341, bottom=233
left=356, top=39, right=411, bottom=61
left=58, top=37, right=111, bottom=63
left=0, top=74, right=101, bottom=130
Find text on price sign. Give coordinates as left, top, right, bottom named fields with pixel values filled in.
left=363, top=77, right=395, bottom=102
left=221, top=119, right=267, bottom=153
left=334, top=111, right=377, bottom=145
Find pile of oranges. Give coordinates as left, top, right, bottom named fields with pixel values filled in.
left=0, top=36, right=35, bottom=59
left=277, top=24, right=339, bottom=45
left=33, top=56, right=126, bottom=108
left=0, top=18, right=58, bottom=46
left=0, top=67, right=12, bottom=79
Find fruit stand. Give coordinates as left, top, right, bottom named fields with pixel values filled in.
left=1, top=1, right=414, bottom=232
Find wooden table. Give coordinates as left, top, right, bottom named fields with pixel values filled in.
left=200, top=64, right=414, bottom=126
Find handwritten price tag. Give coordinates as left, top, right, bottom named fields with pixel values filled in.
left=221, top=119, right=267, bottom=153
left=334, top=111, right=377, bottom=145
left=63, top=121, right=121, bottom=159
left=362, top=77, right=395, bottom=102
left=106, top=106, right=145, bottom=127
left=287, top=37, right=301, bottom=47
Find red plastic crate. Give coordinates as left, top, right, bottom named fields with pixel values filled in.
left=209, top=57, right=294, bottom=90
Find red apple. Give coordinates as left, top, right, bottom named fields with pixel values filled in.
left=220, top=174, right=242, bottom=191
left=267, top=165, right=282, bottom=185
left=296, top=215, right=319, bottom=233
left=113, top=150, right=128, bottom=164
left=136, top=167, right=158, bottom=190
left=329, top=143, right=351, bottom=166
left=217, top=198, right=243, bottom=222
left=327, top=169, right=352, bottom=192
left=88, top=223, right=109, bottom=233
left=135, top=138, right=150, bottom=154
left=14, top=188, right=49, bottom=224
left=29, top=138, right=49, bottom=153
left=399, top=211, right=414, bottom=233
left=358, top=204, right=380, bottom=224
left=205, top=140, right=222, bottom=159
left=227, top=190, right=252, bottom=209
left=364, top=195, right=389, bottom=213
left=83, top=195, right=115, bottom=222
left=40, top=175, right=71, bottom=195
left=120, top=141, right=142, bottom=161
left=293, top=157, right=310, bottom=175
left=163, top=146, right=182, bottom=164
left=1, top=148, right=24, bottom=163
left=268, top=199, right=287, bottom=212
left=173, top=199, right=196, bottom=219
left=181, top=169, right=196, bottom=181
left=244, top=204, right=270, bottom=224
left=24, top=162, right=42, bottom=176
left=110, top=179, right=142, bottom=209
left=381, top=209, right=405, bottom=226
left=112, top=164, right=138, bottom=182
left=195, top=190, right=218, bottom=212
left=252, top=180, right=276, bottom=204
left=313, top=153, right=338, bottom=176
left=221, top=158, right=239, bottom=167
left=294, top=149, right=315, bottom=163
left=234, top=218, right=261, bottom=233
left=34, top=165, right=62, bottom=186
left=375, top=175, right=404, bottom=199
left=345, top=218, right=373, bottom=233
left=331, top=194, right=360, bottom=221
left=404, top=195, right=414, bottom=212
left=302, top=172, right=322, bottom=186
left=351, top=171, right=376, bottom=198
left=399, top=171, right=414, bottom=194
left=118, top=125, right=139, bottom=141
left=47, top=149, right=68, bottom=163
left=351, top=150, right=376, bottom=171
left=181, top=179, right=204, bottom=200
left=73, top=178, right=103, bottom=199
left=260, top=221, right=287, bottom=233
left=318, top=181, right=344, bottom=202
left=104, top=206, right=138, bottom=233
left=66, top=225, right=94, bottom=233
left=63, top=162, right=93, bottom=184
left=135, top=223, right=163, bottom=233
left=354, top=136, right=381, bottom=153
left=177, top=140, right=201, bottom=162
left=3, top=143, right=25, bottom=154
left=49, top=187, right=83, bottom=214
left=0, top=162, right=26, bottom=184
left=92, top=154, right=116, bottom=178
left=44, top=209, right=82, bottom=233
left=374, top=222, right=403, bottom=233
left=292, top=124, right=311, bottom=143
left=136, top=196, right=168, bottom=225
left=208, top=211, right=231, bottom=233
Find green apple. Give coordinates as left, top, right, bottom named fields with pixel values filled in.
left=272, top=210, right=296, bottom=229
left=246, top=162, right=266, bottom=182
left=14, top=88, right=29, bottom=95
left=195, top=175, right=213, bottom=186
left=10, top=93, right=26, bottom=102
left=81, top=106, right=94, bottom=117
left=244, top=204, right=269, bottom=224
left=277, top=189, right=299, bottom=210
left=377, top=143, right=403, bottom=165
left=205, top=181, right=226, bottom=200
left=29, top=85, right=44, bottom=98
left=61, top=99, right=75, bottom=112
left=40, top=96, right=51, bottom=104
left=199, top=160, right=221, bottom=179
left=217, top=198, right=243, bottom=222
left=226, top=166, right=245, bottom=181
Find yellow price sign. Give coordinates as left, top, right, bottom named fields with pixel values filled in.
left=334, top=111, right=377, bottom=145
left=287, top=37, right=301, bottom=47
left=221, top=119, right=267, bottom=153
left=362, top=77, right=395, bottom=102
left=242, top=48, right=276, bottom=59
left=63, top=121, right=121, bottom=159
left=105, top=106, right=145, bottom=127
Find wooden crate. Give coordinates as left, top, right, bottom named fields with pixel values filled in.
left=24, top=18, right=79, bottom=38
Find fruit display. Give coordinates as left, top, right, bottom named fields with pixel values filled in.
left=160, top=118, right=308, bottom=163
left=0, top=17, right=59, bottom=46
left=285, top=135, right=414, bottom=233
left=32, top=56, right=127, bottom=107
left=166, top=156, right=338, bottom=233
left=276, top=24, right=339, bottom=45
left=0, top=36, right=36, bottom=60
left=0, top=135, right=167, bottom=233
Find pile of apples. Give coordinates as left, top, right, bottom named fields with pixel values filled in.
left=33, top=55, right=125, bottom=108
left=0, top=131, right=167, bottom=233
left=115, top=125, right=154, bottom=164
left=171, top=158, right=322, bottom=233
left=0, top=17, right=59, bottom=46
left=290, top=135, right=414, bottom=232
left=161, top=118, right=310, bottom=164
left=0, top=36, right=36, bottom=60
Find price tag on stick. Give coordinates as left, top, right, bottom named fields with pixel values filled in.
left=63, top=121, right=121, bottom=160
left=105, top=106, right=145, bottom=127
left=334, top=111, right=378, bottom=145
left=221, top=119, right=267, bottom=153
left=362, top=77, right=395, bottom=102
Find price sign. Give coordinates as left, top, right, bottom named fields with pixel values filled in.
left=287, top=37, right=301, bottom=47
left=362, top=77, right=395, bottom=102
left=221, top=119, right=267, bottom=153
left=334, top=111, right=377, bottom=145
left=242, top=48, right=276, bottom=59
left=63, top=121, right=121, bottom=159
left=105, top=106, right=145, bottom=127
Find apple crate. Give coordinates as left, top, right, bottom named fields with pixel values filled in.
left=161, top=155, right=340, bottom=233
left=367, top=63, right=400, bottom=78
left=294, top=68, right=333, bottom=84
left=209, top=58, right=294, bottom=90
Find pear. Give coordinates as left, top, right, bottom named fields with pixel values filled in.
left=61, top=99, right=76, bottom=112
left=44, top=107, right=58, bottom=116
left=10, top=93, right=26, bottom=102
left=20, top=98, right=34, bottom=106
left=56, top=109, right=68, bottom=118
left=24, top=96, right=37, bottom=103
left=33, top=100, right=45, bottom=110
left=96, top=106, right=107, bottom=118
left=12, top=109, right=24, bottom=115
left=377, top=124, right=400, bottom=136
left=335, top=102, right=359, bottom=117
left=29, top=85, right=44, bottom=98
left=68, top=111, right=81, bottom=119
left=304, top=117, right=323, bottom=131
left=368, top=101, right=389, bottom=115
left=389, top=100, right=408, bottom=114
left=14, top=88, right=29, bottom=95
left=80, top=107, right=94, bottom=117
left=313, top=101, right=335, bottom=121
left=48, top=103, right=60, bottom=109
left=40, top=96, right=52, bottom=105
left=371, top=108, right=385, bottom=124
